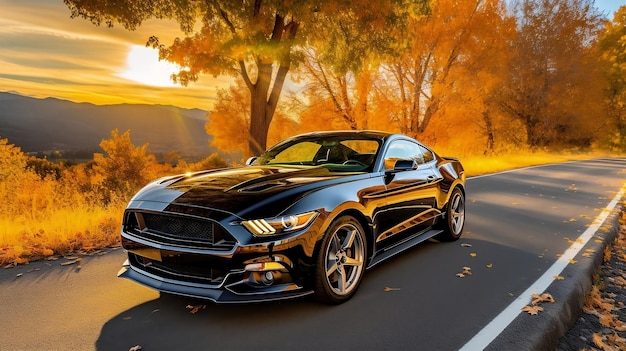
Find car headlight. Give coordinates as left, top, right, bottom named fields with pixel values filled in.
left=242, top=211, right=319, bottom=236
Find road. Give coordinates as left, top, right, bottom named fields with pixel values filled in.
left=1, top=158, right=625, bottom=351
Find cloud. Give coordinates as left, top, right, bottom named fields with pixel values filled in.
left=0, top=0, right=228, bottom=110
left=0, top=73, right=90, bottom=86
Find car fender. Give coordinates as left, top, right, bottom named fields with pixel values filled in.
left=286, top=177, right=383, bottom=261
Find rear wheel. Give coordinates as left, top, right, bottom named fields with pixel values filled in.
left=437, top=187, right=465, bottom=241
left=314, top=216, right=367, bottom=304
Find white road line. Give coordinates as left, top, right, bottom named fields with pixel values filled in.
left=459, top=184, right=625, bottom=351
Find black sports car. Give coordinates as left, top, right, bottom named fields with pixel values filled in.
left=118, top=131, right=466, bottom=303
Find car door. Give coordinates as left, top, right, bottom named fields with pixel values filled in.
left=375, top=140, right=441, bottom=244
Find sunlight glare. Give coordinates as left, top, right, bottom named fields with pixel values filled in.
left=119, top=45, right=181, bottom=87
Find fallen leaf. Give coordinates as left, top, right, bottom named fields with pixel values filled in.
left=553, top=275, right=564, bottom=280
left=61, top=258, right=82, bottom=266
left=592, top=333, right=606, bottom=349
left=186, top=304, right=206, bottom=314
left=42, top=248, right=54, bottom=257
left=569, top=259, right=577, bottom=264
left=470, top=253, right=477, bottom=257
left=521, top=305, right=543, bottom=315
left=531, top=293, right=555, bottom=305
left=129, top=346, right=142, bottom=351
left=486, top=264, right=493, bottom=268
left=384, top=287, right=401, bottom=292
left=599, top=314, right=615, bottom=328
left=541, top=293, right=555, bottom=303
left=456, top=266, right=472, bottom=277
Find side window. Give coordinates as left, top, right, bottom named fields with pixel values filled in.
left=383, top=140, right=424, bottom=170
left=419, top=145, right=435, bottom=163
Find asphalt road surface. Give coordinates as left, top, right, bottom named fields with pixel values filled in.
left=1, top=158, right=625, bottom=351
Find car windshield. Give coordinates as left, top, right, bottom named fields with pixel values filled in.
left=253, top=135, right=381, bottom=172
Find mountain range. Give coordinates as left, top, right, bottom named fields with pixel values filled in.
left=0, top=91, right=217, bottom=160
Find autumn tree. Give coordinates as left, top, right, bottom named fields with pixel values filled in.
left=500, top=0, right=605, bottom=148
left=425, top=0, right=517, bottom=153
left=205, top=81, right=250, bottom=155
left=0, top=138, right=30, bottom=182
left=64, top=0, right=421, bottom=157
left=599, top=5, right=626, bottom=150
left=204, top=77, right=300, bottom=156
left=92, top=129, right=158, bottom=201
left=291, top=48, right=378, bottom=131
left=375, top=0, right=511, bottom=141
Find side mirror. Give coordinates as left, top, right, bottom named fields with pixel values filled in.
left=245, top=157, right=257, bottom=166
left=392, top=159, right=418, bottom=172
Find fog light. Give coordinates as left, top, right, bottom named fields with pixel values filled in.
left=261, top=271, right=275, bottom=286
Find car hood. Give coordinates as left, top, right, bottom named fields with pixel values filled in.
left=130, top=166, right=364, bottom=219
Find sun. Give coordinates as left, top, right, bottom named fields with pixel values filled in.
left=118, top=45, right=182, bottom=87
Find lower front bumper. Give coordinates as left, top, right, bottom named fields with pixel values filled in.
left=118, top=260, right=313, bottom=303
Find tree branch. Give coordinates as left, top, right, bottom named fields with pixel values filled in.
left=211, top=0, right=237, bottom=35
left=239, top=60, right=254, bottom=91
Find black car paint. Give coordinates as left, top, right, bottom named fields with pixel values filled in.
left=118, top=131, right=465, bottom=302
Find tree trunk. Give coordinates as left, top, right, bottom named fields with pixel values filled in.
left=243, top=15, right=299, bottom=157
left=482, top=111, right=495, bottom=153
left=247, top=60, right=272, bottom=156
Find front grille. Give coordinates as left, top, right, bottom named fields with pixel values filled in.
left=129, top=253, right=229, bottom=285
left=124, top=211, right=236, bottom=250
left=142, top=213, right=214, bottom=241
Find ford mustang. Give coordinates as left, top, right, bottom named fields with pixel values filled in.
left=118, top=130, right=466, bottom=303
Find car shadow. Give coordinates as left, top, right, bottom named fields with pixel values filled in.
left=95, top=236, right=563, bottom=351
left=95, top=288, right=333, bottom=350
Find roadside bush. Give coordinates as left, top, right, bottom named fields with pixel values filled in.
left=0, top=131, right=169, bottom=265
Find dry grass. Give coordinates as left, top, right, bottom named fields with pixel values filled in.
left=0, top=205, right=124, bottom=265
left=457, top=150, right=615, bottom=177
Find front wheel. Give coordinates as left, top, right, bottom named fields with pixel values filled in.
left=436, top=187, right=465, bottom=241
left=314, top=216, right=367, bottom=304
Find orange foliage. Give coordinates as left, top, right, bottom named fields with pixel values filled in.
left=206, top=78, right=301, bottom=156
left=285, top=0, right=615, bottom=153
left=205, top=82, right=250, bottom=155
left=0, top=132, right=229, bottom=266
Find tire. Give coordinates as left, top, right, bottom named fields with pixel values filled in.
left=436, top=187, right=465, bottom=241
left=313, top=216, right=367, bottom=304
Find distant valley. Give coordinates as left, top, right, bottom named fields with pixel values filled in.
left=0, top=92, right=218, bottom=160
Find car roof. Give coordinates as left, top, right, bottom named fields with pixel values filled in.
left=290, top=130, right=395, bottom=140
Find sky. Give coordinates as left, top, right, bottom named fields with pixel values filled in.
left=0, top=0, right=624, bottom=111
left=0, top=0, right=231, bottom=110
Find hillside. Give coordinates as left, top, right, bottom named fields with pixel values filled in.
left=0, top=92, right=217, bottom=159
